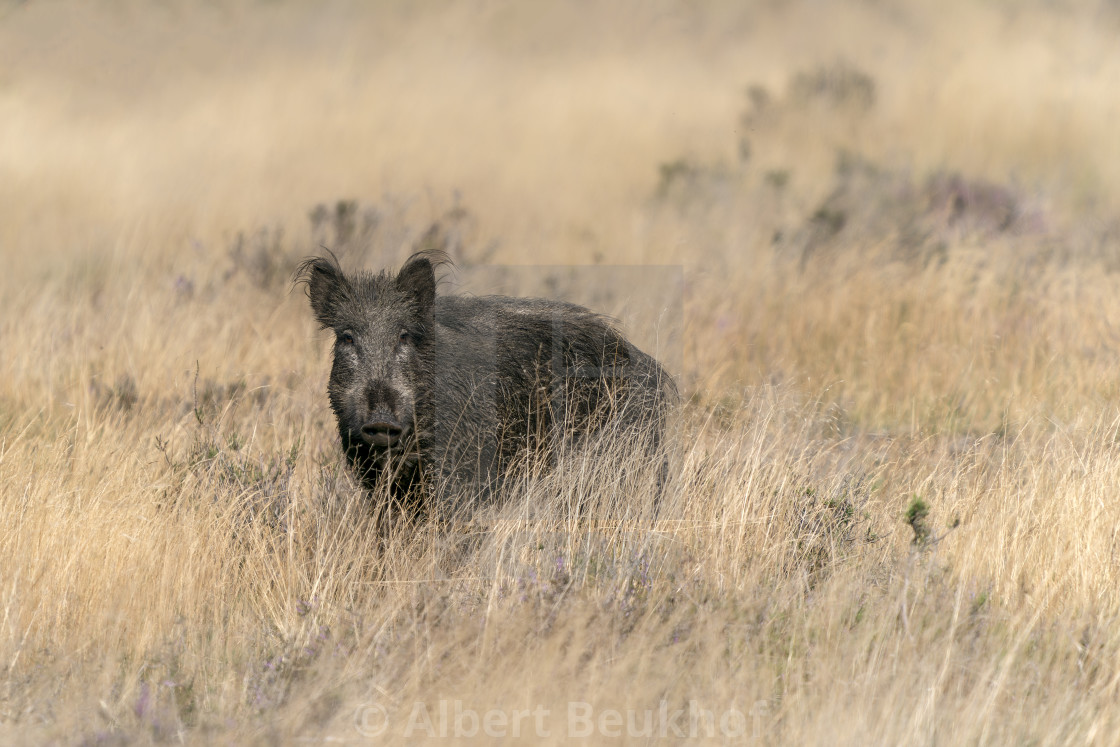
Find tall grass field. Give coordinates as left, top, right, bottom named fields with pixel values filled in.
left=3, top=1, right=1120, bottom=743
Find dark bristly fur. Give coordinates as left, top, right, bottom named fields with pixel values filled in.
left=295, top=241, right=675, bottom=515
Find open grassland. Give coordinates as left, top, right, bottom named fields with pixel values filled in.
left=4, top=1, right=1120, bottom=743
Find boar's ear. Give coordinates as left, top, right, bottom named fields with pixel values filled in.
left=396, top=254, right=436, bottom=311
left=295, top=255, right=349, bottom=328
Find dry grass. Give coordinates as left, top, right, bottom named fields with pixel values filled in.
left=4, top=0, right=1120, bottom=743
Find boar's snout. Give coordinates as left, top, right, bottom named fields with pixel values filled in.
left=360, top=415, right=406, bottom=449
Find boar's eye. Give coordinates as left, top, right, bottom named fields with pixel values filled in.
left=398, top=329, right=412, bottom=344
left=338, top=331, right=355, bottom=346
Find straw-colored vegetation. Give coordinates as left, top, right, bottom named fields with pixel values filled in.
left=3, top=0, right=1120, bottom=743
